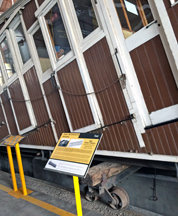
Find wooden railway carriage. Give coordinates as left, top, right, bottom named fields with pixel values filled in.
left=0, top=0, right=177, bottom=164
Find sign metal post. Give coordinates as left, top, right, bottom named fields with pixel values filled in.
left=6, top=145, right=18, bottom=192
left=0, top=135, right=32, bottom=198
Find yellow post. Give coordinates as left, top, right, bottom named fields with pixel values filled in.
left=6, top=145, right=18, bottom=191
left=15, top=143, right=27, bottom=196
left=73, top=176, right=83, bottom=216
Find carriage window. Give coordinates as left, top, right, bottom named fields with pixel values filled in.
left=45, top=4, right=71, bottom=60
left=114, top=0, right=154, bottom=39
left=33, top=28, right=52, bottom=73
left=0, top=67, right=4, bottom=86
left=14, top=23, right=31, bottom=64
left=170, top=0, right=178, bottom=4
left=72, top=0, right=99, bottom=38
left=0, top=38, right=16, bottom=79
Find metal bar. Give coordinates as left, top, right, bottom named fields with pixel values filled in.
left=73, top=176, right=83, bottom=216
left=6, top=146, right=18, bottom=191
left=15, top=143, right=27, bottom=196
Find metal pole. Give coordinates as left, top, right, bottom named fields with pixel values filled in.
left=15, top=143, right=27, bottom=196
left=6, top=145, right=18, bottom=191
left=73, top=176, right=83, bottom=216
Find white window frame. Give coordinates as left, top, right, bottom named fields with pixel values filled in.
left=35, top=0, right=74, bottom=72
left=34, top=0, right=104, bottom=133
left=0, top=21, right=37, bottom=135
left=66, top=0, right=104, bottom=50
left=103, top=0, right=178, bottom=130
left=170, top=0, right=178, bottom=6
left=8, top=14, right=33, bottom=73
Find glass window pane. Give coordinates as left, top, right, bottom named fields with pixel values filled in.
left=124, top=0, right=143, bottom=32
left=0, top=67, right=4, bottom=86
left=14, top=23, right=31, bottom=64
left=72, top=0, right=99, bottom=38
left=33, top=28, right=52, bottom=73
left=141, top=0, right=154, bottom=24
left=114, top=0, right=154, bottom=38
left=0, top=38, right=16, bottom=79
left=45, top=4, right=71, bottom=59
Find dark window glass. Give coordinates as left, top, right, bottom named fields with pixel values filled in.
left=115, top=2, right=129, bottom=30
left=124, top=0, right=143, bottom=32
left=141, top=0, right=154, bottom=24
left=33, top=28, right=52, bottom=73
left=114, top=0, right=154, bottom=38
left=0, top=67, right=4, bottom=86
left=45, top=4, right=71, bottom=59
left=72, top=0, right=99, bottom=38
left=0, top=38, right=16, bottom=79
left=14, top=23, right=31, bottom=64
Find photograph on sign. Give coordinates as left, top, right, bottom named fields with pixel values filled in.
left=58, top=139, right=70, bottom=147
left=68, top=139, right=84, bottom=148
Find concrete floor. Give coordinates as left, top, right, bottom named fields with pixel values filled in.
left=0, top=171, right=103, bottom=216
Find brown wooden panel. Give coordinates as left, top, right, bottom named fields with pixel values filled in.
left=22, top=0, right=37, bottom=30
left=23, top=67, right=56, bottom=146
left=130, top=35, right=178, bottom=113
left=163, top=0, right=171, bottom=9
left=167, top=4, right=178, bottom=42
left=0, top=99, right=9, bottom=139
left=1, top=91, right=18, bottom=135
left=38, top=0, right=45, bottom=6
left=9, top=79, right=31, bottom=130
left=43, top=79, right=70, bottom=137
left=57, top=60, right=94, bottom=130
left=84, top=38, right=140, bottom=152
left=143, top=121, right=178, bottom=156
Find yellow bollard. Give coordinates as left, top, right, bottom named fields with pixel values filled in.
left=6, top=145, right=18, bottom=191
left=73, top=176, right=83, bottom=216
left=15, top=143, right=27, bottom=196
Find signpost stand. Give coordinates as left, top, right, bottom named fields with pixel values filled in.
left=73, top=176, right=83, bottom=216
left=0, top=135, right=32, bottom=198
left=15, top=143, right=28, bottom=196
left=45, top=133, right=103, bottom=216
left=6, top=145, right=18, bottom=192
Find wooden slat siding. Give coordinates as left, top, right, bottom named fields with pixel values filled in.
left=9, top=79, right=31, bottom=131
left=1, top=92, right=18, bottom=134
left=0, top=100, right=9, bottom=139
left=163, top=0, right=171, bottom=9
left=84, top=38, right=140, bottom=152
left=130, top=35, right=178, bottom=113
left=142, top=122, right=178, bottom=156
left=57, top=60, right=95, bottom=130
left=23, top=67, right=55, bottom=146
left=43, top=79, right=70, bottom=137
left=167, top=3, right=178, bottom=42
left=38, top=0, right=45, bottom=6
left=22, top=0, right=37, bottom=30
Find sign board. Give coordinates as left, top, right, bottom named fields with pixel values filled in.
left=45, top=133, right=102, bottom=178
left=0, top=135, right=24, bottom=146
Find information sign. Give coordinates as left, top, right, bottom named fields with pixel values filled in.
left=0, top=135, right=24, bottom=146
left=45, top=133, right=102, bottom=178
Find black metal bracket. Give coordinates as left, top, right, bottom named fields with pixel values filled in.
left=0, top=121, right=6, bottom=128
left=115, top=48, right=123, bottom=75
left=51, top=72, right=60, bottom=90
left=146, top=20, right=157, bottom=29
left=3, top=87, right=10, bottom=100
